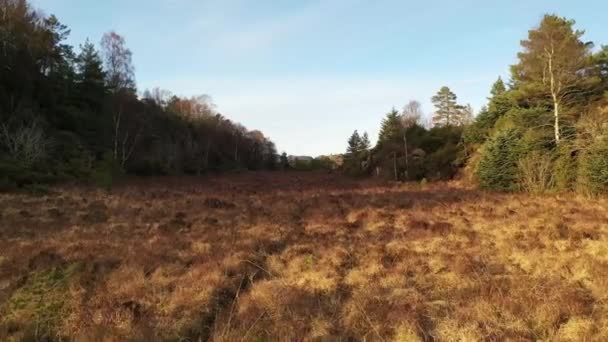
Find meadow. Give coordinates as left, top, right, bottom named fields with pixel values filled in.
left=1, top=172, right=608, bottom=341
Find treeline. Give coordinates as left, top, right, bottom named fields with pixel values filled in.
left=0, top=0, right=278, bottom=189
left=343, top=88, right=471, bottom=181
left=346, top=14, right=608, bottom=195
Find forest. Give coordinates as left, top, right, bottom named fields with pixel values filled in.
left=4, top=0, right=608, bottom=197
left=1, top=0, right=279, bottom=191
left=343, top=14, right=608, bottom=195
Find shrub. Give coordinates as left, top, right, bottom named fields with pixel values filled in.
left=0, top=177, right=18, bottom=192
left=425, top=143, right=460, bottom=180
left=22, top=183, right=52, bottom=195
left=553, top=143, right=577, bottom=192
left=577, top=133, right=608, bottom=195
left=0, top=119, right=51, bottom=168
left=91, top=152, right=122, bottom=191
left=517, top=150, right=555, bottom=193
left=129, top=159, right=169, bottom=176
left=0, top=156, right=58, bottom=187
left=476, top=128, right=523, bottom=191
left=52, top=131, right=94, bottom=179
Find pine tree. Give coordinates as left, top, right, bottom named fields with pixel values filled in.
left=511, top=14, right=599, bottom=144
left=431, top=86, right=462, bottom=126
left=76, top=39, right=106, bottom=110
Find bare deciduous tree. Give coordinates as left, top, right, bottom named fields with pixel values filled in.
left=100, top=31, right=134, bottom=93
left=401, top=100, right=423, bottom=179
left=101, top=31, right=140, bottom=166
left=0, top=119, right=51, bottom=166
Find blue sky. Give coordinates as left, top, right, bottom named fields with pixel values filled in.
left=31, top=0, right=608, bottom=156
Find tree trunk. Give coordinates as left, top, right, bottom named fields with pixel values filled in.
left=204, top=139, right=211, bottom=169
left=548, top=48, right=561, bottom=144
left=553, top=98, right=561, bottom=143
left=403, top=132, right=409, bottom=180
left=234, top=135, right=239, bottom=162
left=113, top=105, right=122, bottom=160
left=393, top=152, right=398, bottom=181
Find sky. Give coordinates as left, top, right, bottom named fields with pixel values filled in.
left=31, top=0, right=608, bottom=156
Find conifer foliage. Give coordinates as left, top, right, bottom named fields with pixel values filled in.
left=0, top=0, right=279, bottom=188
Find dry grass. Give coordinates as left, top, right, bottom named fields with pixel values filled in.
left=1, top=172, right=608, bottom=341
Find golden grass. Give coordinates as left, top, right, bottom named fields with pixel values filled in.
left=0, top=172, right=607, bottom=340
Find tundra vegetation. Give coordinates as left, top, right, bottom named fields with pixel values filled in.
left=2, top=0, right=608, bottom=340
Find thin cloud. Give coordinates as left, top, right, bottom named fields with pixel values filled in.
left=190, top=0, right=356, bottom=55
left=141, top=75, right=484, bottom=155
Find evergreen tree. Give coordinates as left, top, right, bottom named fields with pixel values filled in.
left=359, top=132, right=371, bottom=152
left=431, top=86, right=463, bottom=126
left=75, top=40, right=106, bottom=111
left=346, top=130, right=362, bottom=155
left=280, top=152, right=289, bottom=169
left=464, top=78, right=515, bottom=146
left=460, top=104, right=474, bottom=125
left=477, top=128, right=523, bottom=191
left=490, top=76, right=507, bottom=97
left=377, top=108, right=402, bottom=148
left=511, top=14, right=599, bottom=143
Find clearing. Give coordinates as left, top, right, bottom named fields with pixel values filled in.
left=1, top=172, right=607, bottom=340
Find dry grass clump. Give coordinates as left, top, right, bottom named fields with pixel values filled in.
left=1, top=172, right=608, bottom=340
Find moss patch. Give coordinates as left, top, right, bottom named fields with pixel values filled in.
left=1, top=263, right=79, bottom=337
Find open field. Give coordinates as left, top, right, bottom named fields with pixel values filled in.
left=1, top=172, right=608, bottom=341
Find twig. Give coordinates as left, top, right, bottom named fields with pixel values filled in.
left=240, top=310, right=266, bottom=342
left=223, top=275, right=246, bottom=337
left=354, top=301, right=385, bottom=342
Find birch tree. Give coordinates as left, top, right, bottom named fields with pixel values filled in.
left=402, top=100, right=422, bottom=179
left=511, top=15, right=598, bottom=144
left=101, top=31, right=138, bottom=166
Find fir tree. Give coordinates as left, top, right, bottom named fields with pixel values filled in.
left=359, top=132, right=371, bottom=152
left=377, top=108, right=402, bottom=148
left=346, top=130, right=362, bottom=155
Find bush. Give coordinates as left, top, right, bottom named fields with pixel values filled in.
left=51, top=131, right=94, bottom=179
left=577, top=133, right=608, bottom=195
left=91, top=152, right=122, bottom=191
left=476, top=128, right=523, bottom=191
left=554, top=143, right=577, bottom=192
left=22, top=183, right=51, bottom=195
left=517, top=151, right=555, bottom=193
left=0, top=156, right=58, bottom=187
left=425, top=143, right=460, bottom=180
left=0, top=177, right=18, bottom=192
left=129, top=159, right=169, bottom=176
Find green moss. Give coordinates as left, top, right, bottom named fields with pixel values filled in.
left=1, top=263, right=80, bottom=336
